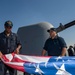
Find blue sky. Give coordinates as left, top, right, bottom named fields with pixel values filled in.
left=0, top=0, right=75, bottom=46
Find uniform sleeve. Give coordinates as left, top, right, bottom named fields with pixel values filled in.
left=16, top=34, right=21, bottom=46
left=58, top=37, right=67, bottom=48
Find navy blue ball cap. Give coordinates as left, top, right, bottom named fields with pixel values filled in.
left=47, top=28, right=57, bottom=32
left=4, top=20, right=13, bottom=27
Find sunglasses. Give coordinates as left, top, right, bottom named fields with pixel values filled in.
left=6, top=26, right=12, bottom=29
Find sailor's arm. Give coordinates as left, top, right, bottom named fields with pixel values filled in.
left=61, top=47, right=67, bottom=56
left=41, top=49, right=47, bottom=56
left=0, top=51, right=3, bottom=59
left=14, top=44, right=22, bottom=54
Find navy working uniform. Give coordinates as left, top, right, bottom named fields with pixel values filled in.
left=0, top=31, right=21, bottom=54
left=0, top=31, right=21, bottom=75
left=43, top=36, right=67, bottom=56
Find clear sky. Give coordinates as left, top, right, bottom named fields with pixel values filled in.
left=0, top=0, right=75, bottom=47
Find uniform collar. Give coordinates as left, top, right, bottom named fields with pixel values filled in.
left=3, top=31, right=12, bottom=36
left=51, top=35, right=58, bottom=39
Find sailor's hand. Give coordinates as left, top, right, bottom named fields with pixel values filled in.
left=14, top=48, right=19, bottom=54
left=0, top=51, right=3, bottom=59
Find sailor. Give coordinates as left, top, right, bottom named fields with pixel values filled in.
left=41, top=28, right=67, bottom=56
left=0, top=20, right=22, bottom=75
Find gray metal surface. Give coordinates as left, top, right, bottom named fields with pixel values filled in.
left=56, top=20, right=75, bottom=33
left=17, top=22, right=53, bottom=55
